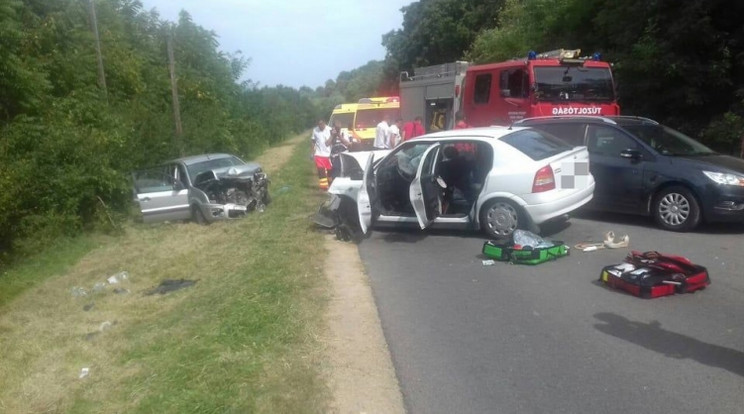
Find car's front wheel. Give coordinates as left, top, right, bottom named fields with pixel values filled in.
left=192, top=205, right=209, bottom=225
left=480, top=199, right=521, bottom=239
left=653, top=186, right=700, bottom=232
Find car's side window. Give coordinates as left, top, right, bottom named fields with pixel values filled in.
left=176, top=164, right=189, bottom=187
left=134, top=166, right=178, bottom=194
left=587, top=125, right=638, bottom=157
left=386, top=142, right=436, bottom=179
left=532, top=123, right=586, bottom=147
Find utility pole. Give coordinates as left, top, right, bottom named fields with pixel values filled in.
left=88, top=0, right=108, bottom=102
left=167, top=28, right=184, bottom=156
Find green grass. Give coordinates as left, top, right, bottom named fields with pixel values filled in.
left=0, top=236, right=101, bottom=308
left=0, top=134, right=332, bottom=413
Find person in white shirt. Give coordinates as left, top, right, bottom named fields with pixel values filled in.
left=389, top=118, right=403, bottom=147
left=374, top=115, right=392, bottom=149
left=311, top=119, right=333, bottom=189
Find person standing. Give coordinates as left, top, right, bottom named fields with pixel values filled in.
left=402, top=116, right=426, bottom=141
left=329, top=121, right=351, bottom=179
left=389, top=118, right=403, bottom=147
left=454, top=113, right=470, bottom=129
left=311, top=119, right=332, bottom=190
left=374, top=114, right=391, bottom=149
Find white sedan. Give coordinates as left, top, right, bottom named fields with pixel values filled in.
left=315, top=126, right=595, bottom=239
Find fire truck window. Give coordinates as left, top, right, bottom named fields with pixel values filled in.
left=587, top=126, right=638, bottom=157
left=473, top=74, right=492, bottom=104
left=500, top=70, right=528, bottom=98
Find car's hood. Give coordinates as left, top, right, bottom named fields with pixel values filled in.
left=675, top=154, right=744, bottom=174
left=341, top=150, right=391, bottom=172
left=212, top=162, right=263, bottom=179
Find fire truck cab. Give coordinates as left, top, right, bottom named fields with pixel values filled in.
left=400, top=49, right=620, bottom=129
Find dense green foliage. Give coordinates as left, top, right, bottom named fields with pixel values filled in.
left=383, top=0, right=503, bottom=71
left=382, top=0, right=744, bottom=154
left=0, top=0, right=318, bottom=263
left=311, top=60, right=393, bottom=119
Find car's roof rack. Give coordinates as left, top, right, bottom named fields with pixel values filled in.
left=608, top=116, right=659, bottom=125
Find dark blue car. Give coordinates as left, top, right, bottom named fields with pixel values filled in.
left=515, top=116, right=744, bottom=231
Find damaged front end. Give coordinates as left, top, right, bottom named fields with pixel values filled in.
left=193, top=164, right=270, bottom=221
left=313, top=193, right=363, bottom=242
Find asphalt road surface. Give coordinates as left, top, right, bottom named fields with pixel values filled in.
left=358, top=211, right=744, bottom=414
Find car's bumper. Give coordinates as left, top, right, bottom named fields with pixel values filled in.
left=201, top=203, right=250, bottom=221
left=522, top=182, right=595, bottom=224
left=700, top=185, right=744, bottom=223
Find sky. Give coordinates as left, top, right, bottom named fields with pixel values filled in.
left=139, top=0, right=413, bottom=89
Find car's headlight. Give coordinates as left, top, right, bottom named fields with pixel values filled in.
left=703, top=171, right=744, bottom=186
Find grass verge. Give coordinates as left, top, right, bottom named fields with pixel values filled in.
left=0, top=133, right=331, bottom=413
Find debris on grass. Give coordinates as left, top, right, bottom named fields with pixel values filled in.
left=144, top=279, right=198, bottom=296
left=92, top=282, right=107, bottom=294
left=79, top=367, right=90, bottom=379
left=71, top=287, right=88, bottom=297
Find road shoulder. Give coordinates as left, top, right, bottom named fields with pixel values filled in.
left=322, top=235, right=405, bottom=414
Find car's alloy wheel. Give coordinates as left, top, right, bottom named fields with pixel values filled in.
left=653, top=186, right=700, bottom=232
left=481, top=200, right=519, bottom=238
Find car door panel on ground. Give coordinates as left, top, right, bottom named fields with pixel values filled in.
left=133, top=164, right=190, bottom=223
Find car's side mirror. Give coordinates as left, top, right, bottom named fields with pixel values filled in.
left=620, top=149, right=642, bottom=160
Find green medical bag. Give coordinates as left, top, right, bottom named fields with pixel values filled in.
left=482, top=240, right=569, bottom=265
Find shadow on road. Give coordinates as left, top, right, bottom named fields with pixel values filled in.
left=575, top=210, right=744, bottom=235
left=593, top=313, right=744, bottom=377
left=372, top=227, right=487, bottom=244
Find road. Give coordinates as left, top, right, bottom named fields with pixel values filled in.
left=358, top=211, right=744, bottom=414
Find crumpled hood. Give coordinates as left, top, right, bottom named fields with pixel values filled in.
left=211, top=162, right=263, bottom=179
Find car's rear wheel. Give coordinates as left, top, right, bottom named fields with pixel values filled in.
left=480, top=199, right=521, bottom=239
left=653, top=186, right=700, bottom=232
left=192, top=205, right=209, bottom=225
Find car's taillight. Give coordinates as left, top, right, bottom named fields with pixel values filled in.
left=532, top=165, right=556, bottom=193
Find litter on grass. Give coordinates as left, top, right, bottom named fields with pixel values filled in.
left=145, top=279, right=198, bottom=295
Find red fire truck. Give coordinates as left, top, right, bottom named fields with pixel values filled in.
left=399, top=49, right=620, bottom=130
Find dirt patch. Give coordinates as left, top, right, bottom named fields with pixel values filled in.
left=322, top=235, right=405, bottom=414
left=257, top=133, right=307, bottom=175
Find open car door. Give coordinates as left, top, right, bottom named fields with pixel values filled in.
left=132, top=165, right=190, bottom=223
left=409, top=144, right=442, bottom=229
left=356, top=153, right=379, bottom=234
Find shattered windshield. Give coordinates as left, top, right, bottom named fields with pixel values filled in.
left=534, top=66, right=615, bottom=102
left=187, top=156, right=245, bottom=178
left=623, top=124, right=716, bottom=156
